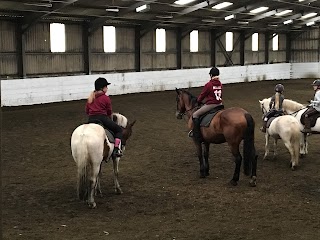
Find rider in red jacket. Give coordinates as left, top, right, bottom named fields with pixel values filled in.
left=86, top=77, right=123, bottom=158
left=192, top=67, right=223, bottom=143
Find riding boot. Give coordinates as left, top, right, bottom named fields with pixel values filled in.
left=113, top=138, right=123, bottom=158
left=302, top=117, right=312, bottom=133
left=260, top=121, right=267, bottom=133
left=192, top=118, right=202, bottom=143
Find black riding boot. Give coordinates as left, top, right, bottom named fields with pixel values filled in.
left=302, top=117, right=312, bottom=133
left=260, top=120, right=267, bottom=133
left=192, top=118, right=202, bottom=143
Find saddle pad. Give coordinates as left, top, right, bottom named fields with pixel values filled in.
left=105, top=129, right=115, bottom=143
left=300, top=111, right=320, bottom=127
left=200, top=111, right=221, bottom=127
left=266, top=117, right=276, bottom=128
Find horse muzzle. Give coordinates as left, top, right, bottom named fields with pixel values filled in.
left=176, top=111, right=183, bottom=119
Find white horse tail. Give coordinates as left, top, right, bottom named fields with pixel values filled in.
left=72, top=130, right=90, bottom=201
left=290, top=126, right=301, bottom=168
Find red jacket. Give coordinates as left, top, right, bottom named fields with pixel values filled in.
left=85, top=92, right=112, bottom=117
left=197, top=78, right=223, bottom=105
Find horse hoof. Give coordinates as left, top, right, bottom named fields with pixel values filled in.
left=249, top=177, right=257, bottom=187
left=299, top=154, right=305, bottom=158
left=200, top=173, right=206, bottom=178
left=291, top=165, right=297, bottom=171
left=230, top=180, right=238, bottom=186
left=88, top=202, right=97, bottom=209
left=115, top=188, right=123, bottom=194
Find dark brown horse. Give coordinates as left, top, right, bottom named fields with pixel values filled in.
left=175, top=88, right=257, bottom=186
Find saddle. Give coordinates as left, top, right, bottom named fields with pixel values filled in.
left=300, top=109, right=320, bottom=128
left=87, top=119, right=115, bottom=143
left=199, top=105, right=225, bottom=127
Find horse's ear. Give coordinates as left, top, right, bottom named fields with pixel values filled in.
left=175, top=88, right=180, bottom=94
left=112, top=114, right=118, bottom=122
left=130, top=120, right=136, bottom=127
left=259, top=100, right=263, bottom=104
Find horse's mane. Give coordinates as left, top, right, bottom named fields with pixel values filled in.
left=260, top=97, right=305, bottom=111
left=182, top=89, right=198, bottom=106
left=282, top=99, right=305, bottom=111
left=112, top=113, right=128, bottom=128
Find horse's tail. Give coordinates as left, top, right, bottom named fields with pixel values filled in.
left=72, top=133, right=90, bottom=201
left=290, top=126, right=301, bottom=167
left=243, top=113, right=256, bottom=176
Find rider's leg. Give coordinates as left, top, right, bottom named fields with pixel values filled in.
left=302, top=107, right=318, bottom=133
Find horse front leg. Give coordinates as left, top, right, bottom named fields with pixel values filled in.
left=299, top=132, right=307, bottom=157
left=95, top=166, right=103, bottom=197
left=195, top=142, right=206, bottom=178
left=112, top=157, right=123, bottom=194
left=263, top=133, right=270, bottom=160
left=203, top=143, right=210, bottom=176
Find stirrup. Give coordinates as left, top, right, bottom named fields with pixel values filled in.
left=112, top=148, right=123, bottom=158
left=188, top=130, right=193, bottom=138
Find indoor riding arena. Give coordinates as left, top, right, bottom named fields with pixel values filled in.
left=1, top=1, right=320, bottom=240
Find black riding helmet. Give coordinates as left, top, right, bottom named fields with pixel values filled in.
left=95, top=77, right=111, bottom=91
left=311, top=79, right=320, bottom=88
left=274, top=83, right=284, bottom=93
left=209, top=67, right=219, bottom=77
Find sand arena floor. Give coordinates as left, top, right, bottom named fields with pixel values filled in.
left=2, top=79, right=320, bottom=240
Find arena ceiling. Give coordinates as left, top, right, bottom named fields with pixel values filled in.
left=0, top=0, right=319, bottom=33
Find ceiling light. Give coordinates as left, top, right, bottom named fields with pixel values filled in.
left=106, top=8, right=119, bottom=12
left=202, top=19, right=216, bottom=23
left=283, top=19, right=293, bottom=24
left=24, top=2, right=52, bottom=7
left=268, top=24, right=278, bottom=27
left=299, top=0, right=305, bottom=2
left=225, top=14, right=235, bottom=20
left=136, top=4, right=149, bottom=12
left=174, top=0, right=196, bottom=5
left=238, top=21, right=249, bottom=24
left=301, top=13, right=317, bottom=19
left=306, top=21, right=315, bottom=26
left=250, top=7, right=269, bottom=14
left=156, top=15, right=173, bottom=19
left=275, top=10, right=293, bottom=16
left=212, top=2, right=233, bottom=10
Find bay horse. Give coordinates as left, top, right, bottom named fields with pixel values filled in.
left=261, top=98, right=320, bottom=156
left=175, top=88, right=257, bottom=186
left=259, top=100, right=301, bottom=170
left=71, top=113, right=136, bottom=208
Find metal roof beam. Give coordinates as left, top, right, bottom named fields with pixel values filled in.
left=22, top=0, right=78, bottom=32
left=178, top=0, right=220, bottom=16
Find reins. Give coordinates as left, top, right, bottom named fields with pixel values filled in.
left=287, top=107, right=308, bottom=116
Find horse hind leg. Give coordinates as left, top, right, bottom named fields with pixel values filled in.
left=229, top=144, right=242, bottom=186
left=87, top=164, right=101, bottom=209
left=285, top=133, right=300, bottom=171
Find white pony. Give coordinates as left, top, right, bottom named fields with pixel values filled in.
left=281, top=98, right=320, bottom=155
left=71, top=113, right=136, bottom=208
left=259, top=99, right=301, bottom=170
